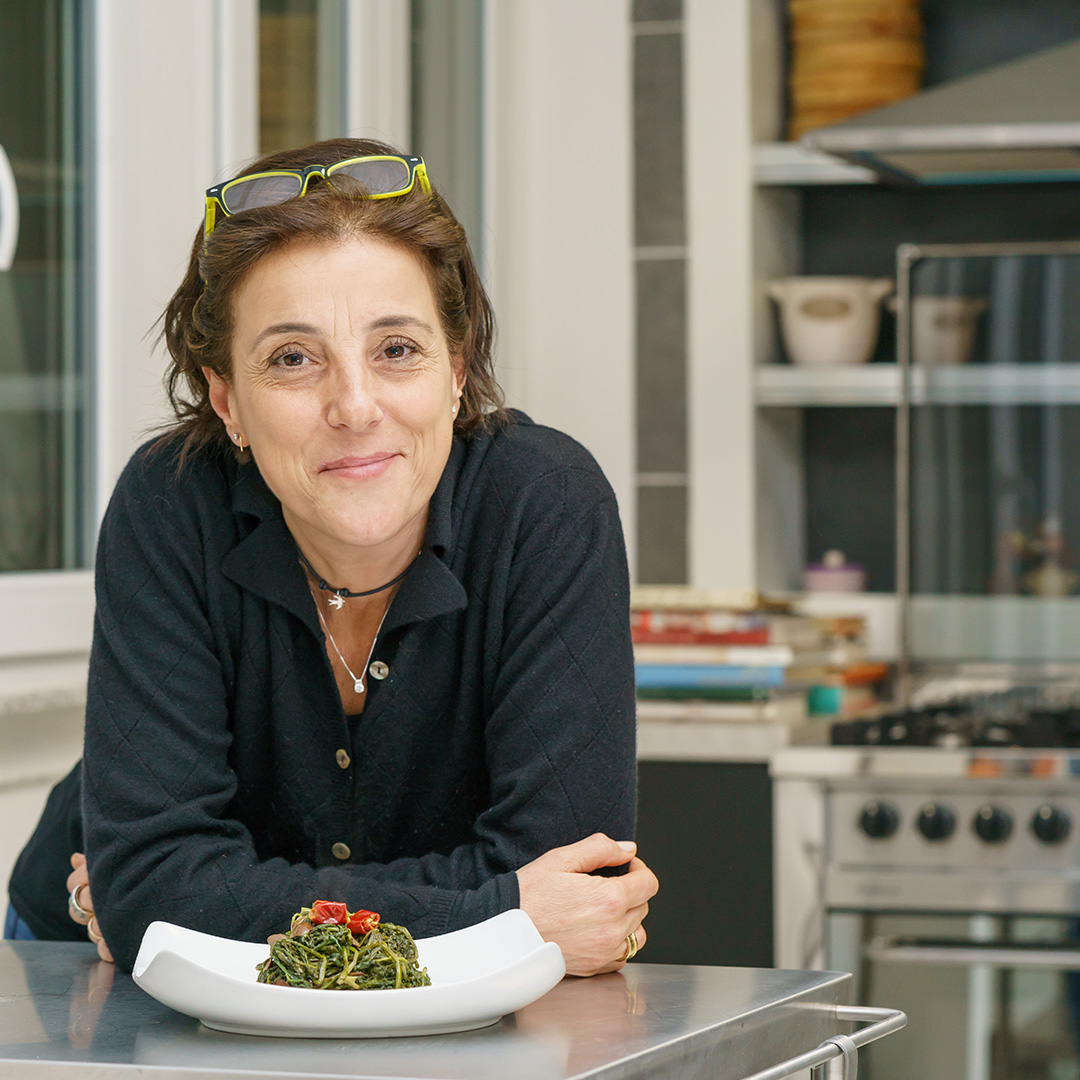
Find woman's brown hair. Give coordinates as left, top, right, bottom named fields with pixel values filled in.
left=161, top=137, right=503, bottom=459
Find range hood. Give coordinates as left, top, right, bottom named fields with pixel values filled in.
left=804, top=38, right=1080, bottom=184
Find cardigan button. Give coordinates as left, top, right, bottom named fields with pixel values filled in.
left=369, top=660, right=389, bottom=681
left=331, top=842, right=352, bottom=861
left=335, top=748, right=351, bottom=769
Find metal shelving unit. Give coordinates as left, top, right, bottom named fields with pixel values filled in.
left=745, top=5, right=1080, bottom=680
left=753, top=142, right=877, bottom=186
left=755, top=363, right=1080, bottom=408
left=755, top=364, right=899, bottom=407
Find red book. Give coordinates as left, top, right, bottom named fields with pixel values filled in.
left=630, top=627, right=771, bottom=645
left=631, top=608, right=773, bottom=645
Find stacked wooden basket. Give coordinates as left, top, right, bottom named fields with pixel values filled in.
left=787, top=0, right=925, bottom=141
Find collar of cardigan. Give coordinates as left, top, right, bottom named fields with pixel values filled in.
left=220, top=437, right=469, bottom=637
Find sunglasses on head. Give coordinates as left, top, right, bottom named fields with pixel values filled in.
left=203, top=154, right=431, bottom=237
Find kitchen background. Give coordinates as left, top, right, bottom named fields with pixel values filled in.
left=4, top=1, right=1080, bottom=1077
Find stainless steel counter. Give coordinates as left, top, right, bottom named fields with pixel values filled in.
left=0, top=943, right=901, bottom=1079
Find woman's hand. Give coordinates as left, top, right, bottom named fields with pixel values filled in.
left=66, top=853, right=114, bottom=964
left=516, top=833, right=658, bottom=977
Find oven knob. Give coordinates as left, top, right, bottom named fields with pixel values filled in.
left=917, top=803, right=956, bottom=841
left=973, top=805, right=1013, bottom=844
left=1032, top=805, right=1071, bottom=844
left=859, top=802, right=899, bottom=839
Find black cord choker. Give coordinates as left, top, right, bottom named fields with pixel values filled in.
left=297, top=547, right=416, bottom=601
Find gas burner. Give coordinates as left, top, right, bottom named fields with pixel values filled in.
left=831, top=704, right=1080, bottom=749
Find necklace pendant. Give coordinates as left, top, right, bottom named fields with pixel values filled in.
left=353, top=678, right=365, bottom=694
left=329, top=593, right=345, bottom=610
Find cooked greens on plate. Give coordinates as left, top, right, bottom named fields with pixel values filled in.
left=256, top=900, right=431, bottom=990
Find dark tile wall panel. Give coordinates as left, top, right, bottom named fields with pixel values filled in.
left=636, top=258, right=687, bottom=473
left=633, top=31, right=685, bottom=249
left=637, top=484, right=688, bottom=583
left=632, top=0, right=681, bottom=22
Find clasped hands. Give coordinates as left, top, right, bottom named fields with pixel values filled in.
left=67, top=833, right=657, bottom=976
left=515, top=833, right=658, bottom=976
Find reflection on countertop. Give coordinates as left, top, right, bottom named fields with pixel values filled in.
left=0, top=941, right=859, bottom=1080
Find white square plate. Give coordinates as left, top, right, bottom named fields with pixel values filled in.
left=132, top=908, right=565, bottom=1038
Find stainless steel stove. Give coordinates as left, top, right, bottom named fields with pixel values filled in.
left=772, top=717, right=1080, bottom=1080
left=824, top=750, right=1080, bottom=917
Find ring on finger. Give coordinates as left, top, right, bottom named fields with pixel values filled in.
left=619, top=931, right=639, bottom=963
left=68, top=883, right=92, bottom=924
left=87, top=916, right=102, bottom=943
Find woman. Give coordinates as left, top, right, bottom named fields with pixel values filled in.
left=7, top=138, right=656, bottom=974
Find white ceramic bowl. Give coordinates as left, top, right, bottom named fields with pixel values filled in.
left=768, top=276, right=894, bottom=365
left=911, top=296, right=988, bottom=365
left=132, top=908, right=566, bottom=1038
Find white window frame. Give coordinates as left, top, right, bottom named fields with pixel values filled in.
left=0, top=0, right=414, bottom=702
left=336, top=0, right=411, bottom=148
left=0, top=0, right=256, bottom=695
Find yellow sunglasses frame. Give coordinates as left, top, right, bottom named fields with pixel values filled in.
left=203, top=154, right=432, bottom=236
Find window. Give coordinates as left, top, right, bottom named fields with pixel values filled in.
left=0, top=1, right=92, bottom=573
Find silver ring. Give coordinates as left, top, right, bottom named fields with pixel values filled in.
left=68, top=883, right=92, bottom=924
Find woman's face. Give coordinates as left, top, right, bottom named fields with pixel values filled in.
left=207, top=236, right=463, bottom=567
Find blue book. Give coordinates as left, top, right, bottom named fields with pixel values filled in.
left=634, top=664, right=788, bottom=689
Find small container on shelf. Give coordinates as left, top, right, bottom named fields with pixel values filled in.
left=803, top=550, right=867, bottom=593
left=767, top=276, right=893, bottom=365
left=889, top=295, right=988, bottom=365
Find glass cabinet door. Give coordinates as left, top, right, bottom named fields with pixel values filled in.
left=903, top=244, right=1080, bottom=665
left=0, top=1, right=91, bottom=572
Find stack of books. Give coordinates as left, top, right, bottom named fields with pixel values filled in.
left=631, top=587, right=887, bottom=723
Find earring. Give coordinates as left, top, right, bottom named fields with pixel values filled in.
left=232, top=432, right=245, bottom=450
left=451, top=403, right=458, bottom=415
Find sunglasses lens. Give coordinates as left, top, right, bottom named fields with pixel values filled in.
left=223, top=174, right=304, bottom=213
left=330, top=158, right=412, bottom=194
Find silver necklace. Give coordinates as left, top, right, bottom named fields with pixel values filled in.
left=311, top=590, right=389, bottom=695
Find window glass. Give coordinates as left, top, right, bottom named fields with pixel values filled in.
left=257, top=0, right=485, bottom=276
left=259, top=0, right=353, bottom=155
left=0, top=1, right=91, bottom=571
left=410, top=0, right=483, bottom=250
left=259, top=0, right=319, bottom=154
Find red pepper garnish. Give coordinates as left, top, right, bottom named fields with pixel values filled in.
left=309, top=900, right=349, bottom=925
left=307, top=900, right=380, bottom=935
left=347, top=909, right=380, bottom=936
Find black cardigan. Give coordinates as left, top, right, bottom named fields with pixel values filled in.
left=9, top=413, right=636, bottom=970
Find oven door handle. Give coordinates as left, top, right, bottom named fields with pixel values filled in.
left=867, top=935, right=1080, bottom=969
left=740, top=1005, right=907, bottom=1080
